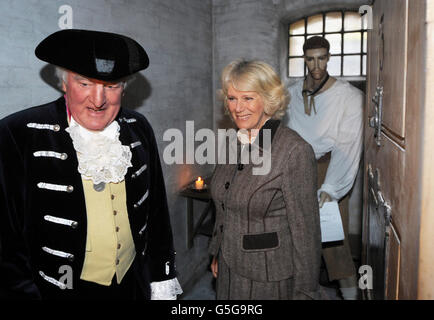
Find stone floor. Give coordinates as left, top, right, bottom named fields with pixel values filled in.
left=180, top=269, right=342, bottom=300
left=180, top=270, right=216, bottom=300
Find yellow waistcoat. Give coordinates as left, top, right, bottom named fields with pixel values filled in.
left=80, top=178, right=136, bottom=285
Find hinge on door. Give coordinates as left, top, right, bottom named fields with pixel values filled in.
left=368, top=164, right=392, bottom=225
left=377, top=190, right=392, bottom=226
left=369, top=86, right=384, bottom=147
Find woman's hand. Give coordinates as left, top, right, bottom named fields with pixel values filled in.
left=211, top=256, right=218, bottom=278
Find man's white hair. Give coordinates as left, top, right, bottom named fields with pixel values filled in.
left=55, top=67, right=68, bottom=90
left=54, top=66, right=130, bottom=90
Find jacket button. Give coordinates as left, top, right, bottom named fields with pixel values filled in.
left=68, top=254, right=75, bottom=262
left=221, top=203, right=225, bottom=210
left=224, top=182, right=230, bottom=189
left=238, top=164, right=244, bottom=171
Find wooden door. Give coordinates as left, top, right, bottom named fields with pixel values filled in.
left=363, top=0, right=432, bottom=300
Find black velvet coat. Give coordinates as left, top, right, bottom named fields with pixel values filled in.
left=0, top=97, right=176, bottom=299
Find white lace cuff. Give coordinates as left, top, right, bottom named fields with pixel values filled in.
left=150, top=278, right=183, bottom=300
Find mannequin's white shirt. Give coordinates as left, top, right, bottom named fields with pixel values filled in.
left=286, top=79, right=364, bottom=201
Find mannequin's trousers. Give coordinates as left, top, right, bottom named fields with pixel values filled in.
left=318, top=153, right=356, bottom=281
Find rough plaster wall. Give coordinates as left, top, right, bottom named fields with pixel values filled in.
left=212, top=0, right=369, bottom=260
left=0, top=0, right=213, bottom=289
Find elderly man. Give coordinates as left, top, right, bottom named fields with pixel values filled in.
left=286, top=36, right=364, bottom=300
left=0, top=29, right=181, bottom=300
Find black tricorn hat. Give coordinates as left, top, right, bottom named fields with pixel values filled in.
left=35, top=29, right=149, bottom=81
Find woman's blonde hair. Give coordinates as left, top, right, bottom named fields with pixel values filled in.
left=220, top=59, right=289, bottom=120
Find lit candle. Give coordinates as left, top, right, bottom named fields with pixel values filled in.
left=195, top=177, right=204, bottom=190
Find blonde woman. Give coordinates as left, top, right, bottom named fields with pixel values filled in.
left=208, top=60, right=323, bottom=300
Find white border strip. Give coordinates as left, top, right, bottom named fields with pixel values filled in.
left=42, top=246, right=74, bottom=261
left=132, top=164, right=147, bottom=178
left=39, top=271, right=67, bottom=289
left=134, top=189, right=149, bottom=208
left=33, top=151, right=68, bottom=160
left=44, top=215, right=77, bottom=228
left=130, top=141, right=142, bottom=149
left=27, top=123, right=60, bottom=132
left=37, top=182, right=73, bottom=193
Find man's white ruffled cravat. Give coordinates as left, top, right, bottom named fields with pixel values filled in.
left=65, top=117, right=132, bottom=184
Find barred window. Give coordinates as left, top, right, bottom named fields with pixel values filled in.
left=288, top=11, right=368, bottom=78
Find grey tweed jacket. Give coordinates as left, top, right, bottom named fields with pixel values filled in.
left=208, top=120, right=322, bottom=299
